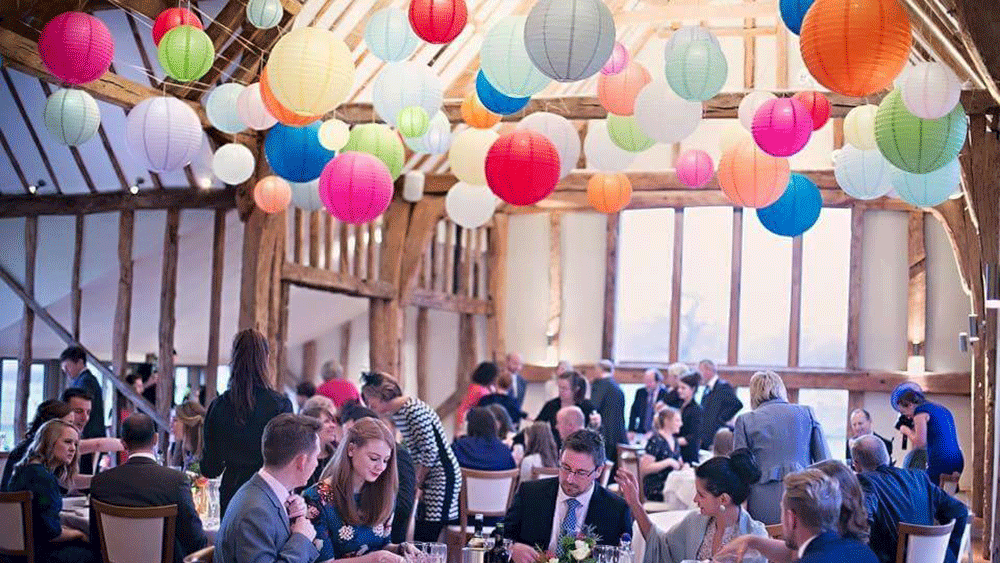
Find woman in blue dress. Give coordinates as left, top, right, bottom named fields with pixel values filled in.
left=893, top=386, right=964, bottom=486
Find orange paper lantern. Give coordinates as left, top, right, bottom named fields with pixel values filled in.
left=717, top=141, right=790, bottom=208
left=799, top=0, right=912, bottom=97
left=254, top=175, right=292, bottom=213
left=587, top=172, right=632, bottom=213
left=260, top=69, right=322, bottom=127
left=461, top=92, right=501, bottom=129
left=597, top=61, right=651, bottom=116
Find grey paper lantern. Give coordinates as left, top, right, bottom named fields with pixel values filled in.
left=524, top=0, right=616, bottom=82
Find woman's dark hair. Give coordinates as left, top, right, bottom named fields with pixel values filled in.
left=897, top=389, right=927, bottom=407
left=339, top=400, right=380, bottom=423
left=695, top=448, right=762, bottom=505
left=26, top=400, right=71, bottom=439
left=229, top=329, right=272, bottom=425
left=559, top=370, right=587, bottom=404
left=360, top=372, right=403, bottom=403
left=125, top=371, right=143, bottom=386
left=466, top=407, right=497, bottom=439
left=471, top=362, right=498, bottom=387
left=485, top=404, right=513, bottom=438
left=679, top=372, right=702, bottom=391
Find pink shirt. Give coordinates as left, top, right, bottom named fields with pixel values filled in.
left=316, top=379, right=360, bottom=407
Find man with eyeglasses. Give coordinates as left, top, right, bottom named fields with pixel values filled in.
left=502, top=430, right=633, bottom=563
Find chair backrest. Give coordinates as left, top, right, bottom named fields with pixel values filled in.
left=766, top=524, right=784, bottom=540
left=0, top=490, right=34, bottom=563
left=532, top=466, right=560, bottom=480
left=617, top=445, right=642, bottom=501
left=896, top=520, right=956, bottom=563
left=939, top=472, right=960, bottom=496
left=93, top=499, right=178, bottom=563
left=459, top=468, right=520, bottom=529
left=600, top=460, right=615, bottom=488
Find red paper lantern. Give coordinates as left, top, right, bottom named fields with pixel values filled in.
left=486, top=130, right=561, bottom=206
left=409, top=0, right=468, bottom=44
left=152, top=8, right=203, bottom=46
left=792, top=91, right=832, bottom=131
left=38, top=12, right=114, bottom=85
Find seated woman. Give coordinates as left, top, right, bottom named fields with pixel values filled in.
left=451, top=407, right=516, bottom=471
left=302, top=403, right=342, bottom=488
left=640, top=408, right=684, bottom=502
left=2, top=400, right=71, bottom=492
left=7, top=419, right=96, bottom=563
left=478, top=372, right=526, bottom=430
left=519, top=422, right=559, bottom=483
left=617, top=449, right=767, bottom=563
left=169, top=400, right=207, bottom=471
left=485, top=404, right=515, bottom=446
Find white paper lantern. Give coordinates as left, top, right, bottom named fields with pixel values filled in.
left=445, top=182, right=500, bottom=228
left=247, top=0, right=282, bottom=29
left=833, top=145, right=893, bottom=200
left=480, top=17, right=551, bottom=98
left=406, top=112, right=453, bottom=154
left=44, top=88, right=100, bottom=146
left=404, top=171, right=425, bottom=202
left=126, top=96, right=203, bottom=172
left=289, top=180, right=324, bottom=211
left=319, top=119, right=350, bottom=151
left=448, top=128, right=498, bottom=185
left=844, top=104, right=878, bottom=150
left=212, top=143, right=255, bottom=185
left=237, top=83, right=278, bottom=131
left=584, top=119, right=636, bottom=171
left=720, top=122, right=753, bottom=153
left=365, top=7, right=419, bottom=62
left=206, top=83, right=247, bottom=134
left=633, top=81, right=703, bottom=143
left=900, top=62, right=962, bottom=119
left=664, top=25, right=720, bottom=58
left=738, top=91, right=777, bottom=131
left=524, top=0, right=615, bottom=82
left=517, top=112, right=580, bottom=179
left=372, top=62, right=443, bottom=127
left=892, top=158, right=961, bottom=207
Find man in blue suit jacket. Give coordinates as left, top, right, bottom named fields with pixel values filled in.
left=215, top=414, right=321, bottom=563
left=781, top=468, right=878, bottom=563
left=851, top=435, right=967, bottom=563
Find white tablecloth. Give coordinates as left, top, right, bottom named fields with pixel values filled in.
left=661, top=467, right=697, bottom=511
left=61, top=499, right=219, bottom=542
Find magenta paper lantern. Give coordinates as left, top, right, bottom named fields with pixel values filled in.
left=39, top=12, right=114, bottom=84
left=319, top=152, right=394, bottom=224
left=601, top=42, right=629, bottom=75
left=751, top=97, right=813, bottom=156
left=486, top=129, right=561, bottom=206
left=676, top=149, right=714, bottom=188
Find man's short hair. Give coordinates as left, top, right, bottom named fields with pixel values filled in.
left=321, top=361, right=343, bottom=381
left=556, top=405, right=585, bottom=429
left=262, top=413, right=321, bottom=468
left=783, top=469, right=842, bottom=533
left=296, top=381, right=316, bottom=398
left=850, top=434, right=890, bottom=471
left=121, top=413, right=156, bottom=450
left=699, top=359, right=717, bottom=371
left=850, top=408, right=871, bottom=421
left=61, top=387, right=93, bottom=403
left=598, top=359, right=614, bottom=375
left=561, top=429, right=606, bottom=468
left=60, top=346, right=87, bottom=363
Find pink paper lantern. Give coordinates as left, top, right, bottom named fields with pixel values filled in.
left=486, top=129, right=562, bottom=206
left=601, top=42, right=629, bottom=75
left=751, top=97, right=813, bottom=157
left=39, top=12, right=115, bottom=84
left=319, top=152, right=394, bottom=224
left=676, top=149, right=714, bottom=188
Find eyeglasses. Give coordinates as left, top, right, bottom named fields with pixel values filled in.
left=560, top=464, right=598, bottom=479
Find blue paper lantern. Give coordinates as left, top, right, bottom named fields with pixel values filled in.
left=780, top=0, right=814, bottom=34
left=264, top=122, right=336, bottom=183
left=757, top=174, right=822, bottom=237
left=475, top=70, right=530, bottom=115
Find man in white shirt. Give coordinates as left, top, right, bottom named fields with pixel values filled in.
left=781, top=468, right=878, bottom=563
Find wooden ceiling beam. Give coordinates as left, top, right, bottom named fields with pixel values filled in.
left=949, top=0, right=1000, bottom=105
left=0, top=129, right=30, bottom=194
left=1, top=68, right=63, bottom=194
left=0, top=186, right=238, bottom=217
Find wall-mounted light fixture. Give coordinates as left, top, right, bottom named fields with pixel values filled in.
left=959, top=332, right=969, bottom=352
left=129, top=177, right=145, bottom=195
left=985, top=263, right=1000, bottom=309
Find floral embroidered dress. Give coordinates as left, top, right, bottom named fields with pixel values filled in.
left=304, top=481, right=393, bottom=562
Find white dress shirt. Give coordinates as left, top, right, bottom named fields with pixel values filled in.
left=258, top=468, right=291, bottom=509
left=797, top=534, right=819, bottom=559
left=548, top=483, right=596, bottom=552
left=128, top=452, right=158, bottom=462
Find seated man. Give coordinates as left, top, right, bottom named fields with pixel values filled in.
left=851, top=435, right=967, bottom=563
left=89, top=413, right=207, bottom=563
left=503, top=430, right=632, bottom=563
left=215, top=413, right=321, bottom=563
left=554, top=405, right=586, bottom=449
left=782, top=468, right=878, bottom=563
left=845, top=409, right=894, bottom=465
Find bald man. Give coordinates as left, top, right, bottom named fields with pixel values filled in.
left=506, top=353, right=527, bottom=411
left=555, top=405, right=586, bottom=448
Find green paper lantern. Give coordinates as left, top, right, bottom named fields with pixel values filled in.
left=875, top=89, right=967, bottom=174
left=157, top=25, right=214, bottom=82
left=342, top=123, right=405, bottom=179
left=397, top=106, right=430, bottom=138
left=606, top=114, right=655, bottom=152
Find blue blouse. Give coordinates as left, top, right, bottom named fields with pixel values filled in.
left=915, top=402, right=964, bottom=479
left=304, top=481, right=392, bottom=562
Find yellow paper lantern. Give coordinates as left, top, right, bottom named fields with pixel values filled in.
left=266, top=27, right=355, bottom=117
left=448, top=128, right=498, bottom=185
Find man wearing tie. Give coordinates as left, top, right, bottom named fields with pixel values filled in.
left=696, top=359, right=743, bottom=451
left=627, top=369, right=669, bottom=442
left=506, top=353, right=527, bottom=411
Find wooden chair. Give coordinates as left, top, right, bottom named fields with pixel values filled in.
left=895, top=521, right=956, bottom=563
left=600, top=460, right=615, bottom=488
left=0, top=491, right=34, bottom=563
left=445, top=468, right=520, bottom=563
left=616, top=444, right=643, bottom=501
left=766, top=524, right=784, bottom=540
left=93, top=499, right=178, bottom=563
left=939, top=472, right=961, bottom=496
left=531, top=466, right=560, bottom=480
left=183, top=546, right=214, bottom=563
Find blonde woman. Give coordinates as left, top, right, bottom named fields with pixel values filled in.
left=640, top=408, right=684, bottom=502
left=170, top=400, right=206, bottom=470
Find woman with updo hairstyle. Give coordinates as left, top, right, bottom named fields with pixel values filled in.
left=676, top=372, right=704, bottom=463
left=2, top=399, right=72, bottom=492
left=534, top=370, right=597, bottom=441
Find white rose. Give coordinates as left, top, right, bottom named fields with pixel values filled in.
left=570, top=541, right=591, bottom=561
left=549, top=558, right=559, bottom=563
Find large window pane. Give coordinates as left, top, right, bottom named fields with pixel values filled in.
left=679, top=208, right=732, bottom=363
left=615, top=209, right=675, bottom=362
left=798, top=388, right=848, bottom=460
left=800, top=208, right=850, bottom=368
left=739, top=212, right=792, bottom=365
left=1, top=359, right=16, bottom=450
left=174, top=367, right=190, bottom=406
left=216, top=365, right=231, bottom=396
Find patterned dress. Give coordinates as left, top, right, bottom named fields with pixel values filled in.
left=304, top=481, right=393, bottom=563
left=642, top=432, right=682, bottom=501
left=696, top=515, right=740, bottom=560
left=393, top=397, right=462, bottom=523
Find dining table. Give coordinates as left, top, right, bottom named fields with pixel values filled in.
left=60, top=494, right=221, bottom=542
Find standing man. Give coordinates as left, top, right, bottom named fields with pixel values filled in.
left=628, top=368, right=669, bottom=441
left=589, top=360, right=626, bottom=468
left=696, top=359, right=742, bottom=451
left=505, top=353, right=527, bottom=412
left=61, top=346, right=104, bottom=473
left=315, top=361, right=359, bottom=408
left=845, top=409, right=894, bottom=464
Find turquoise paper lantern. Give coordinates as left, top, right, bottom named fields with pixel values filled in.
left=246, top=0, right=282, bottom=29
left=480, top=17, right=551, bottom=98
left=892, top=158, right=960, bottom=207
left=206, top=83, right=247, bottom=134
left=833, top=145, right=893, bottom=200
left=365, top=7, right=420, bottom=62
left=875, top=89, right=967, bottom=174
left=757, top=174, right=822, bottom=237
left=44, top=88, right=100, bottom=146
left=665, top=38, right=728, bottom=101
left=264, top=122, right=336, bottom=183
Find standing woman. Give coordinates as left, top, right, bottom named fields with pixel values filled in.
left=894, top=387, right=964, bottom=485
left=202, top=329, right=293, bottom=516
left=362, top=372, right=462, bottom=542
left=676, top=373, right=704, bottom=464
left=534, top=371, right=596, bottom=441
left=456, top=362, right=498, bottom=434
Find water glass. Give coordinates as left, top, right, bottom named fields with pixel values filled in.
left=410, top=541, right=447, bottom=563
left=206, top=477, right=221, bottom=528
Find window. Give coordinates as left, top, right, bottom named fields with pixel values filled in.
left=216, top=365, right=231, bottom=395
left=1, top=360, right=52, bottom=451
left=738, top=212, right=792, bottom=366
left=174, top=366, right=190, bottom=406
left=798, top=388, right=848, bottom=460
left=679, top=207, right=732, bottom=363
left=615, top=209, right=675, bottom=362
left=800, top=208, right=851, bottom=368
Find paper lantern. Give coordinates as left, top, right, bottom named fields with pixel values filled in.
left=449, top=128, right=498, bottom=185
left=126, top=96, right=203, bottom=172
left=792, top=90, right=831, bottom=131
left=518, top=112, right=580, bottom=179
left=799, top=0, right=912, bottom=97
left=588, top=173, right=632, bottom=213
left=875, top=90, right=967, bottom=174
left=267, top=27, right=354, bottom=116
left=524, top=0, right=616, bottom=82
left=584, top=120, right=636, bottom=171
left=757, top=174, right=822, bottom=237
left=39, top=12, right=114, bottom=84
left=720, top=122, right=753, bottom=153
left=717, top=141, right=790, bottom=208
left=486, top=129, right=561, bottom=206
left=206, top=83, right=247, bottom=134
left=407, top=112, right=453, bottom=154
left=152, top=8, right=202, bottom=46
left=237, top=83, right=278, bottom=131
left=212, top=143, right=255, bottom=185
left=607, top=114, right=655, bottom=152
left=891, top=158, right=960, bottom=207
left=342, top=123, right=406, bottom=179
left=44, top=89, right=100, bottom=146
left=398, top=106, right=430, bottom=138
left=157, top=25, right=214, bottom=82
left=779, top=0, right=814, bottom=34
left=899, top=62, right=962, bottom=119
left=372, top=62, right=443, bottom=127
left=752, top=98, right=813, bottom=157
left=319, top=152, right=394, bottom=224
left=633, top=81, right=702, bottom=143
left=664, top=25, right=720, bottom=57
left=264, top=122, right=336, bottom=183
left=665, top=38, right=728, bottom=101
left=844, top=104, right=878, bottom=149
left=260, top=69, right=321, bottom=127
left=738, top=91, right=777, bottom=130
left=461, top=92, right=500, bottom=129
left=676, top=149, right=714, bottom=188
left=366, top=7, right=420, bottom=62
left=289, top=180, right=325, bottom=211
left=254, top=176, right=291, bottom=214
left=409, top=0, right=467, bottom=44
left=319, top=119, right=350, bottom=151
left=833, top=145, right=893, bottom=200
left=601, top=42, right=628, bottom=75
left=480, top=17, right=551, bottom=98
left=246, top=0, right=282, bottom=29
left=475, top=71, right=530, bottom=115
left=597, top=60, right=651, bottom=116
left=445, top=182, right=499, bottom=228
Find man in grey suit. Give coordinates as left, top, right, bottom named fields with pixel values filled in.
left=215, top=413, right=322, bottom=563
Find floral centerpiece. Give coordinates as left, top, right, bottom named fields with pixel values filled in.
left=536, top=526, right=601, bottom=563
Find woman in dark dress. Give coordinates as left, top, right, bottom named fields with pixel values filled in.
left=202, top=329, right=293, bottom=516
left=535, top=370, right=596, bottom=442
left=676, top=373, right=703, bottom=464
left=2, top=399, right=71, bottom=492
left=451, top=407, right=516, bottom=471
left=894, top=387, right=965, bottom=485
left=640, top=407, right=684, bottom=501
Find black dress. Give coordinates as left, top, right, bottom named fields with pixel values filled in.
left=642, top=433, right=682, bottom=501
left=8, top=463, right=96, bottom=563
left=535, top=398, right=597, bottom=447
left=678, top=400, right=703, bottom=464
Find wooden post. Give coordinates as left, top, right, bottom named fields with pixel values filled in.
left=444, top=221, right=456, bottom=294
left=293, top=208, right=304, bottom=264
left=71, top=214, right=84, bottom=342
left=340, top=323, right=352, bottom=374
left=238, top=207, right=286, bottom=336
left=339, top=223, right=350, bottom=274
left=669, top=210, right=685, bottom=362
left=325, top=214, right=334, bottom=271
left=157, top=209, right=180, bottom=422
left=486, top=214, right=509, bottom=362
left=302, top=340, right=318, bottom=383
left=602, top=213, right=620, bottom=360
left=369, top=200, right=413, bottom=375
left=367, top=222, right=377, bottom=280
left=268, top=221, right=287, bottom=386
left=275, top=281, right=291, bottom=388
left=788, top=236, right=804, bottom=367
left=309, top=211, right=321, bottom=268
left=728, top=209, right=743, bottom=365
left=548, top=213, right=563, bottom=359
left=416, top=307, right=429, bottom=399
left=205, top=209, right=226, bottom=404
left=846, top=205, right=865, bottom=370
left=907, top=211, right=927, bottom=364
left=14, top=216, right=37, bottom=439
left=353, top=223, right=364, bottom=278
left=112, top=210, right=134, bottom=380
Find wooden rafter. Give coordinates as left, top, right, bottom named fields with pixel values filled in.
left=0, top=128, right=30, bottom=193
left=1, top=68, right=63, bottom=194
left=0, top=186, right=237, bottom=217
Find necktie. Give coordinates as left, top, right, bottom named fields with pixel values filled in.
left=557, top=498, right=581, bottom=554
left=645, top=392, right=656, bottom=432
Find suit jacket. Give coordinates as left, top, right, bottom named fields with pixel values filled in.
left=214, top=473, right=319, bottom=563
left=89, top=456, right=207, bottom=563
left=734, top=399, right=830, bottom=484
left=509, top=372, right=528, bottom=411
left=678, top=401, right=703, bottom=464
left=628, top=387, right=670, bottom=434
left=697, top=379, right=743, bottom=450
left=799, top=531, right=879, bottom=563
left=590, top=378, right=627, bottom=462
left=857, top=465, right=968, bottom=563
left=502, top=477, right=632, bottom=550
left=642, top=508, right=767, bottom=563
